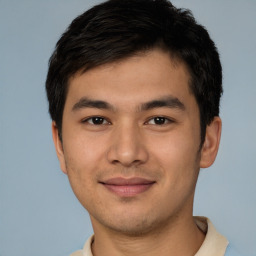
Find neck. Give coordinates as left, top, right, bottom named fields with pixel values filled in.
left=91, top=215, right=205, bottom=256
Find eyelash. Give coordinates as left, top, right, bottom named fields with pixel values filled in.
left=81, top=116, right=111, bottom=125
left=81, top=116, right=174, bottom=126
left=145, top=116, right=174, bottom=125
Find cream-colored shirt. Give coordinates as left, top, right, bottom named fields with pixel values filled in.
left=70, top=217, right=229, bottom=256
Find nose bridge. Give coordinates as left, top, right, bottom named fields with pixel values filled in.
left=107, top=119, right=148, bottom=166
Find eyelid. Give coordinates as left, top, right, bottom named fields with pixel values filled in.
left=81, top=116, right=111, bottom=125
left=145, top=116, right=175, bottom=125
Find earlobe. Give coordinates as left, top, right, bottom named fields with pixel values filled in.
left=200, top=117, right=222, bottom=168
left=51, top=122, right=67, bottom=174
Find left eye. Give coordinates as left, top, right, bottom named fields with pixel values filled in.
left=146, top=117, right=172, bottom=125
left=83, top=116, right=109, bottom=125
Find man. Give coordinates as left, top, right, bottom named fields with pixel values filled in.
left=46, top=0, right=241, bottom=255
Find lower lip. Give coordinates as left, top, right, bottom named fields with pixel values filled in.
left=103, top=183, right=154, bottom=197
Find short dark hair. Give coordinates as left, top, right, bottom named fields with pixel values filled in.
left=46, top=0, right=222, bottom=144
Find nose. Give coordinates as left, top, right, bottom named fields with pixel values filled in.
left=107, top=122, right=149, bottom=167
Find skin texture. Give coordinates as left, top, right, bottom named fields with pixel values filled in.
left=52, top=49, right=221, bottom=256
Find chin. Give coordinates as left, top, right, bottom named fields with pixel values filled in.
left=98, top=212, right=167, bottom=237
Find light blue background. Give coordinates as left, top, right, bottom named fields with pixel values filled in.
left=0, top=1, right=255, bottom=255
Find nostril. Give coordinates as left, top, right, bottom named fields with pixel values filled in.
left=106, top=131, right=149, bottom=166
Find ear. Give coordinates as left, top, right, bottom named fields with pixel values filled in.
left=51, top=121, right=67, bottom=174
left=200, top=117, right=222, bottom=168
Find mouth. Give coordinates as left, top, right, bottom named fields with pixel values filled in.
left=99, top=177, right=156, bottom=197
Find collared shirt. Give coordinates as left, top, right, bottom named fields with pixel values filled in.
left=70, top=217, right=232, bottom=256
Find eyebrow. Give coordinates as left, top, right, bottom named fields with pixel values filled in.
left=140, top=96, right=185, bottom=111
left=72, top=95, right=185, bottom=112
left=72, top=97, right=114, bottom=111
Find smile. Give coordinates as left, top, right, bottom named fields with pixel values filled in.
left=100, top=177, right=156, bottom=197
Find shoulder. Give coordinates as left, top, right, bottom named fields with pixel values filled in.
left=69, top=235, right=94, bottom=256
left=225, top=244, right=246, bottom=256
left=70, top=250, right=83, bottom=256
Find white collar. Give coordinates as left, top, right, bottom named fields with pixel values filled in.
left=70, top=216, right=229, bottom=256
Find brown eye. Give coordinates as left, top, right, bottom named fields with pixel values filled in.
left=147, top=116, right=171, bottom=125
left=83, top=116, right=109, bottom=125
left=153, top=117, right=167, bottom=125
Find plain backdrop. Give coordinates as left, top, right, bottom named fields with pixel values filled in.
left=0, top=0, right=255, bottom=255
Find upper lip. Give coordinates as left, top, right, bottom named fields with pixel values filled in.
left=100, top=177, right=156, bottom=186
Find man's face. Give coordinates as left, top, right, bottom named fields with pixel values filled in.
left=53, top=49, right=218, bottom=235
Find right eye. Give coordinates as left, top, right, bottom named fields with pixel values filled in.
left=82, top=116, right=110, bottom=125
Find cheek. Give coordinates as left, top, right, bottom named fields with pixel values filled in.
left=63, top=144, right=101, bottom=211
left=150, top=130, right=200, bottom=184
left=152, top=130, right=199, bottom=163
left=63, top=130, right=107, bottom=166
left=61, top=133, right=107, bottom=195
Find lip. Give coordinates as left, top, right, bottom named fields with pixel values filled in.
left=100, top=177, right=156, bottom=197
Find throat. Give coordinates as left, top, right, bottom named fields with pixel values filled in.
left=91, top=216, right=205, bottom=256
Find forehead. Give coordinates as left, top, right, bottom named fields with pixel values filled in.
left=66, top=49, right=194, bottom=110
